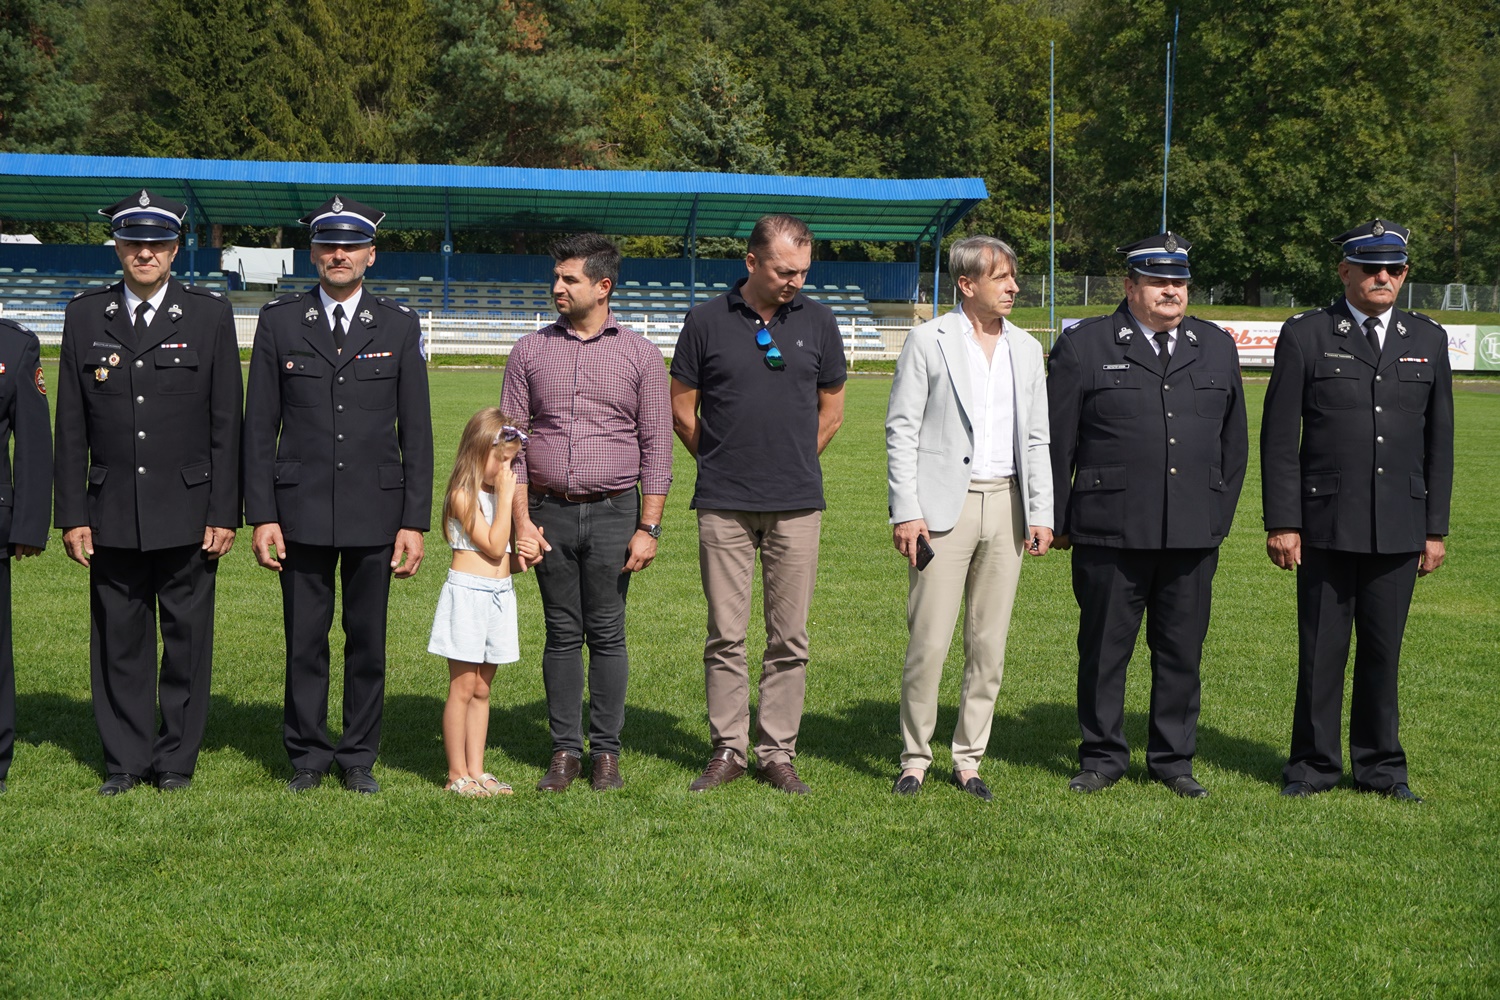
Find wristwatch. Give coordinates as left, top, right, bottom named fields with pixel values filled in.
left=637, top=522, right=662, bottom=539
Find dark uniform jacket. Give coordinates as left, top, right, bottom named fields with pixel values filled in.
left=54, top=280, right=242, bottom=550
left=242, top=289, right=432, bottom=547
left=1049, top=301, right=1249, bottom=549
left=0, top=320, right=52, bottom=551
left=1260, top=298, right=1453, bottom=554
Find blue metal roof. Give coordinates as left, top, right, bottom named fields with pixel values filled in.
left=0, top=154, right=986, bottom=243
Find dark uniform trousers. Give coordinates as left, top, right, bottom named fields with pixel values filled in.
left=241, top=288, right=433, bottom=776
left=0, top=320, right=51, bottom=783
left=1262, top=299, right=1453, bottom=792
left=53, top=281, right=242, bottom=780
left=1048, top=302, right=1249, bottom=782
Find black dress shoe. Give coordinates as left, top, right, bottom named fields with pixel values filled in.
left=1068, top=769, right=1117, bottom=793
left=892, top=772, right=924, bottom=795
left=341, top=766, right=379, bottom=794
left=156, top=772, right=192, bottom=792
left=288, top=768, right=325, bottom=793
left=1359, top=782, right=1423, bottom=803
left=1280, top=780, right=1319, bottom=797
left=1160, top=774, right=1209, bottom=798
left=951, top=770, right=993, bottom=802
left=99, top=773, right=145, bottom=796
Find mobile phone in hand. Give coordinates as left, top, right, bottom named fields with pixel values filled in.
left=915, top=535, right=935, bottom=571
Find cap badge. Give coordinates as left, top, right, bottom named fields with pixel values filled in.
left=359, top=308, right=373, bottom=324
left=167, top=303, right=182, bottom=319
left=138, top=191, right=150, bottom=207
left=1163, top=234, right=1178, bottom=253
left=1372, top=221, right=1385, bottom=237
left=104, top=301, right=118, bottom=318
left=1397, top=321, right=1407, bottom=336
left=305, top=308, right=318, bottom=322
left=332, top=196, right=344, bottom=213
left=107, top=352, right=120, bottom=367
left=1337, top=318, right=1352, bottom=334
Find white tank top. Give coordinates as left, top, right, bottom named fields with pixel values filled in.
left=448, top=489, right=496, bottom=552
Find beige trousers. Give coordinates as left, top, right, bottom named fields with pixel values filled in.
left=698, top=509, right=823, bottom=768
left=900, top=478, right=1025, bottom=772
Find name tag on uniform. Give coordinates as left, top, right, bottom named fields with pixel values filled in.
left=1323, top=352, right=1354, bottom=359
left=1400, top=357, right=1428, bottom=363
left=356, top=351, right=394, bottom=360
left=1102, top=364, right=1130, bottom=370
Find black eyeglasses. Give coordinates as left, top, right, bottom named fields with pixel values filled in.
left=755, top=326, right=785, bottom=370
left=1360, top=263, right=1407, bottom=277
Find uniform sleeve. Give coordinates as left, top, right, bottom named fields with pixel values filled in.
left=668, top=311, right=703, bottom=389
left=10, top=333, right=52, bottom=548
left=52, top=308, right=88, bottom=530
left=1046, top=332, right=1084, bottom=537
left=241, top=311, right=283, bottom=526
left=498, top=339, right=531, bottom=483
left=206, top=301, right=243, bottom=528
left=1218, top=338, right=1250, bottom=536
left=818, top=311, right=848, bottom=389
left=885, top=329, right=928, bottom=524
left=635, top=341, right=673, bottom=496
left=396, top=316, right=433, bottom=531
left=1423, top=331, right=1454, bottom=537
left=1259, top=322, right=1307, bottom=531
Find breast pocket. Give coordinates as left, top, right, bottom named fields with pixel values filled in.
left=155, top=349, right=199, bottom=394
left=1191, top=370, right=1229, bottom=418
left=1089, top=370, right=1141, bottom=420
left=280, top=356, right=324, bottom=408
left=1396, top=362, right=1434, bottom=413
left=354, top=357, right=397, bottom=410
left=1312, top=358, right=1361, bottom=410
left=83, top=360, right=123, bottom=396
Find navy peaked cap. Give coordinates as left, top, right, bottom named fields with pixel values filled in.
left=1118, top=231, right=1191, bottom=279
left=100, top=189, right=186, bottom=242
left=1331, top=219, right=1409, bottom=265
left=300, top=195, right=385, bottom=244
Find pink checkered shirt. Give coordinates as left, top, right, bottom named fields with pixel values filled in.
left=500, top=311, right=673, bottom=496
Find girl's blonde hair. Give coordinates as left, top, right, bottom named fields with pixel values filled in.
left=442, top=407, right=526, bottom=544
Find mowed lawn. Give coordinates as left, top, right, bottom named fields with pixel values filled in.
left=2, top=366, right=1496, bottom=998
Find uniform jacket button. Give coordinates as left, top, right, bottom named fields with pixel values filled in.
left=336, top=462, right=345, bottom=471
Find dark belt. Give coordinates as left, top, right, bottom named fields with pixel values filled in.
left=530, top=483, right=632, bottom=504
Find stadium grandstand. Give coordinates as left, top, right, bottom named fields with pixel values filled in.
left=0, top=154, right=985, bottom=356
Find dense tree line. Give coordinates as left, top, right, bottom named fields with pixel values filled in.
left=0, top=0, right=1496, bottom=300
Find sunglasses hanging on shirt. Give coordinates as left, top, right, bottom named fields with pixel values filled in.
left=755, top=325, right=785, bottom=371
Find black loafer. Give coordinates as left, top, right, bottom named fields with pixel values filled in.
left=1161, top=774, right=1209, bottom=798
left=99, top=773, right=145, bottom=796
left=1280, top=780, right=1319, bottom=797
left=952, top=770, right=993, bottom=802
left=1068, top=769, right=1117, bottom=793
left=288, top=768, right=324, bottom=793
left=892, top=773, right=924, bottom=796
left=1359, top=782, right=1423, bottom=803
left=156, top=771, right=192, bottom=792
left=341, top=766, right=379, bottom=794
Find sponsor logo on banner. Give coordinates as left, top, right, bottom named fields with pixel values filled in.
left=1477, top=328, right=1500, bottom=371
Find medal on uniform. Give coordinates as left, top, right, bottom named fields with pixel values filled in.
left=168, top=303, right=182, bottom=320
left=94, top=366, right=109, bottom=383
left=107, top=352, right=120, bottom=367
left=285, top=361, right=295, bottom=370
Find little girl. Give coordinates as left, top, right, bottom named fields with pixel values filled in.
left=428, top=407, right=537, bottom=796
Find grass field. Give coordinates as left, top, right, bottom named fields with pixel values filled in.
left=1, top=368, right=1496, bottom=998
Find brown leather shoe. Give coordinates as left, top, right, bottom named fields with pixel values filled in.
left=755, top=760, right=810, bottom=795
left=688, top=748, right=745, bottom=792
left=536, top=751, right=582, bottom=792
left=590, top=752, right=623, bottom=791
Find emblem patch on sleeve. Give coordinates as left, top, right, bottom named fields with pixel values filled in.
left=34, top=367, right=46, bottom=396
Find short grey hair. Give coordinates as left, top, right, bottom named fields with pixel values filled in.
left=949, top=235, right=1018, bottom=283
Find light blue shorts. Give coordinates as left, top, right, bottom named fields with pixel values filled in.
left=428, top=570, right=520, bottom=665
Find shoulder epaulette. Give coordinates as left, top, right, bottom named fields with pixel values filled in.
left=376, top=295, right=414, bottom=315
left=183, top=284, right=226, bottom=300
left=1406, top=310, right=1445, bottom=330
left=0, top=316, right=36, bottom=338
left=261, top=291, right=304, bottom=312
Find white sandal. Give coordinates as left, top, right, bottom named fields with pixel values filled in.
left=445, top=777, right=488, bottom=797
left=478, top=772, right=513, bottom=796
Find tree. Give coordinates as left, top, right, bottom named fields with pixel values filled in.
left=664, top=49, right=781, bottom=174
left=0, top=0, right=95, bottom=152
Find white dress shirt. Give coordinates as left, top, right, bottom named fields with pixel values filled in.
left=958, top=304, right=1016, bottom=479
left=1128, top=309, right=1179, bottom=358
left=122, top=283, right=170, bottom=328
left=1345, top=301, right=1394, bottom=350
left=319, top=286, right=364, bottom=338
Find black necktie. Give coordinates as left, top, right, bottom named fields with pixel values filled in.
left=1154, top=330, right=1171, bottom=372
left=1363, top=316, right=1381, bottom=358
left=332, top=304, right=347, bottom=353
left=134, top=300, right=151, bottom=340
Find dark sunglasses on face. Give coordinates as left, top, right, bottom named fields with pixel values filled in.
left=1361, top=263, right=1407, bottom=277
left=755, top=326, right=785, bottom=370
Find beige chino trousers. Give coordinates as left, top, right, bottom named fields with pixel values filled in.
left=698, top=509, right=823, bottom=768
left=900, top=478, right=1025, bottom=772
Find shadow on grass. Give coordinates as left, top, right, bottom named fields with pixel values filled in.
left=15, top=692, right=102, bottom=773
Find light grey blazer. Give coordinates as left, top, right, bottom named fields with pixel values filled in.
left=886, top=308, right=1053, bottom=534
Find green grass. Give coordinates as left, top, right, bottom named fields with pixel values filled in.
left=2, top=368, right=1496, bottom=998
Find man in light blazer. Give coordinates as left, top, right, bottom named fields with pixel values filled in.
left=886, top=235, right=1053, bottom=800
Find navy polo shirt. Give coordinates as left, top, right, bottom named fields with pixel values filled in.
left=671, top=278, right=847, bottom=511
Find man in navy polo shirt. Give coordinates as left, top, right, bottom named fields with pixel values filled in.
left=670, top=214, right=846, bottom=795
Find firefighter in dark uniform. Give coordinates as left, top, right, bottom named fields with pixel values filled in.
left=54, top=190, right=243, bottom=795
left=242, top=195, right=432, bottom=794
left=1262, top=220, right=1453, bottom=802
left=1048, top=233, right=1248, bottom=798
left=0, top=318, right=52, bottom=795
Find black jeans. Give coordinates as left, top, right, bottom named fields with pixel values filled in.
left=529, top=490, right=637, bottom=757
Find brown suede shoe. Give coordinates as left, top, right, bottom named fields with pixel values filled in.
left=688, top=748, right=746, bottom=792
left=755, top=760, right=810, bottom=795
left=590, top=752, right=623, bottom=791
left=536, top=750, right=582, bottom=792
